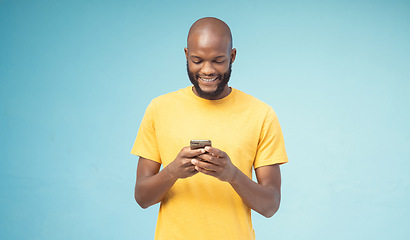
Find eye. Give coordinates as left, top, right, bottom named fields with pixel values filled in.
left=191, top=59, right=202, bottom=64
left=214, top=60, right=225, bottom=64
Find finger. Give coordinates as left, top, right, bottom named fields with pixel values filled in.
left=196, top=153, right=220, bottom=165
left=184, top=161, right=196, bottom=169
left=190, top=168, right=199, bottom=175
left=187, top=165, right=198, bottom=173
left=192, top=159, right=218, bottom=171
left=183, top=148, right=206, bottom=158
left=195, top=165, right=218, bottom=177
left=204, top=146, right=225, bottom=158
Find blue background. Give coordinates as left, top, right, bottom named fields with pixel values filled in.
left=1, top=0, right=409, bottom=239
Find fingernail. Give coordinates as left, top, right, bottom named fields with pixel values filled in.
left=205, top=146, right=210, bottom=151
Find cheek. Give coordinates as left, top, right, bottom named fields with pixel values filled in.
left=215, top=65, right=229, bottom=74
left=188, top=64, right=201, bottom=74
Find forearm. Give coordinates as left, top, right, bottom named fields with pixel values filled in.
left=135, top=166, right=177, bottom=209
left=135, top=148, right=204, bottom=208
left=229, top=167, right=280, bottom=218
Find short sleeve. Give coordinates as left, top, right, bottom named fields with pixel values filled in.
left=253, top=107, right=288, bottom=168
left=130, top=100, right=162, bottom=164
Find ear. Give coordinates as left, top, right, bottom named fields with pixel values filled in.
left=230, top=48, right=237, bottom=63
left=184, top=47, right=188, bottom=60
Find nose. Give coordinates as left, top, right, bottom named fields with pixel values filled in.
left=200, top=61, right=216, bottom=75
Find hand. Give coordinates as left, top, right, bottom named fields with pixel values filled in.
left=191, top=146, right=238, bottom=182
left=166, top=147, right=206, bottom=179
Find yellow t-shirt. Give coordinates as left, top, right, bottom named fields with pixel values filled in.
left=131, top=86, right=288, bottom=240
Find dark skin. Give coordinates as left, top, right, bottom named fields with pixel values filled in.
left=135, top=147, right=205, bottom=209
left=134, top=17, right=282, bottom=218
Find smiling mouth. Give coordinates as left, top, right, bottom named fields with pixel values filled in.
left=199, top=76, right=218, bottom=82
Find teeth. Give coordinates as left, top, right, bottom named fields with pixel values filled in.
left=199, top=77, right=217, bottom=82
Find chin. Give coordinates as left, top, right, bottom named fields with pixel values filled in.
left=186, top=61, right=232, bottom=99
left=198, top=85, right=219, bottom=94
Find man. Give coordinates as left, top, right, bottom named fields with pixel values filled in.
left=131, top=17, right=288, bottom=240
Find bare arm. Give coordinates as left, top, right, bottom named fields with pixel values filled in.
left=192, top=146, right=282, bottom=218
left=134, top=147, right=205, bottom=208
left=230, top=164, right=281, bottom=218
left=134, top=157, right=175, bottom=209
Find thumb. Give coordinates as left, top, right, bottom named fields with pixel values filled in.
left=204, top=146, right=224, bottom=157
left=186, top=148, right=206, bottom=157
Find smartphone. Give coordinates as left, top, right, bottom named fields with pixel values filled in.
left=190, top=140, right=212, bottom=150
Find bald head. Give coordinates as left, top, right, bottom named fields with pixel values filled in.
left=187, top=17, right=233, bottom=51
left=184, top=17, right=236, bottom=100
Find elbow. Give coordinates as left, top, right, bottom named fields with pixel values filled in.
left=262, top=205, right=279, bottom=218
left=134, top=181, right=161, bottom=209
left=260, top=198, right=281, bottom=218
left=136, top=199, right=150, bottom=209
left=134, top=190, right=151, bottom=209
left=139, top=203, right=150, bottom=209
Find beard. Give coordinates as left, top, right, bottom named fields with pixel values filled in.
left=187, top=61, right=232, bottom=99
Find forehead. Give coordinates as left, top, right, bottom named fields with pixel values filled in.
left=187, top=32, right=231, bottom=57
